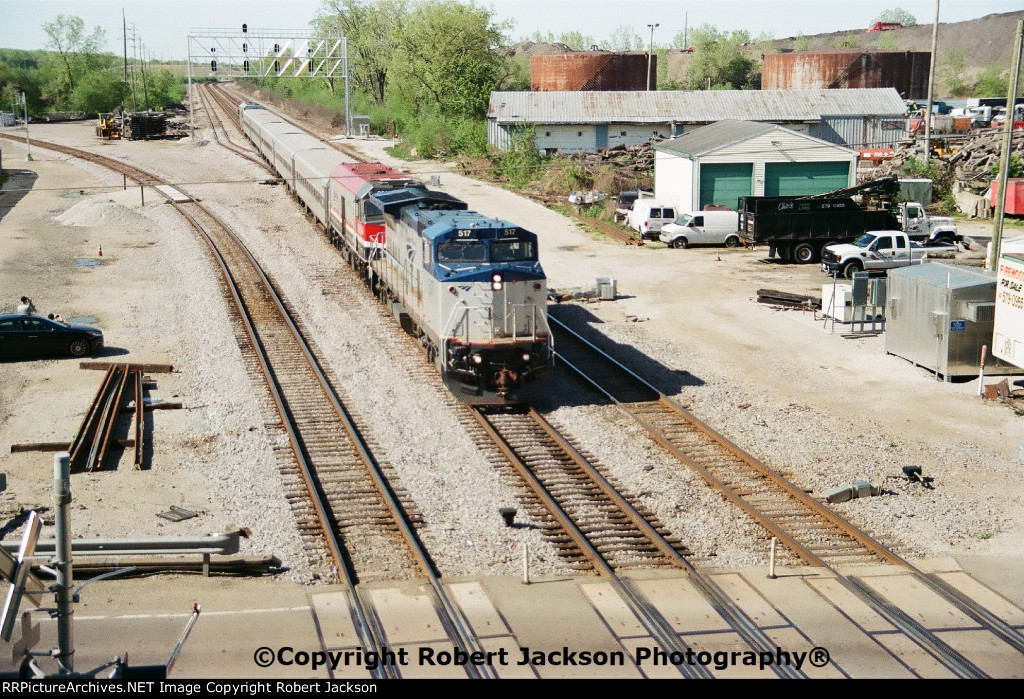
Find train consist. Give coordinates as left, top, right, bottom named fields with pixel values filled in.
left=238, top=102, right=552, bottom=404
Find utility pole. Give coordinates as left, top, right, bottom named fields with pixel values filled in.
left=990, top=19, right=1023, bottom=271
left=923, top=0, right=940, bottom=163
left=20, top=92, right=31, bottom=161
left=122, top=10, right=128, bottom=128
left=128, top=24, right=138, bottom=111
left=684, top=12, right=688, bottom=49
left=139, top=42, right=150, bottom=111
left=647, top=23, right=659, bottom=91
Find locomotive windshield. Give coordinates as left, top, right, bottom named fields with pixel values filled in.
left=437, top=241, right=487, bottom=262
left=361, top=200, right=384, bottom=223
left=436, top=239, right=536, bottom=263
left=491, top=240, right=536, bottom=262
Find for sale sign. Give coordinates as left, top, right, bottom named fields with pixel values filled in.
left=994, top=253, right=1024, bottom=369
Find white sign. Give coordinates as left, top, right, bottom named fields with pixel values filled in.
left=994, top=253, right=1024, bottom=369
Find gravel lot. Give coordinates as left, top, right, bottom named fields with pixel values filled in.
left=0, top=111, right=1021, bottom=589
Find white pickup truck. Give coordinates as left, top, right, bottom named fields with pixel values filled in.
left=821, top=230, right=959, bottom=278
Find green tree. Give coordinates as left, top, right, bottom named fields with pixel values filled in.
left=313, top=0, right=407, bottom=104
left=526, top=30, right=595, bottom=51
left=146, top=68, right=185, bottom=108
left=685, top=24, right=757, bottom=90
left=939, top=49, right=970, bottom=97
left=41, top=15, right=107, bottom=108
left=793, top=33, right=810, bottom=52
left=874, top=8, right=917, bottom=26
left=71, top=69, right=128, bottom=114
left=392, top=0, right=512, bottom=119
left=607, top=25, right=645, bottom=52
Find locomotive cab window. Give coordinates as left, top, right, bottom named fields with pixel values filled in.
left=361, top=200, right=384, bottom=223
left=437, top=241, right=486, bottom=263
left=491, top=240, right=536, bottom=262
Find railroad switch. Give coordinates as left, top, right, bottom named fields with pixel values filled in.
left=902, top=465, right=934, bottom=489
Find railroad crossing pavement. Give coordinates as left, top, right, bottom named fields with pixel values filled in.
left=1, top=556, right=1022, bottom=679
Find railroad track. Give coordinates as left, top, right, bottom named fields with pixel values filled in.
left=3, top=132, right=494, bottom=679
left=546, top=308, right=1024, bottom=677
left=568, top=212, right=645, bottom=246
left=195, top=84, right=273, bottom=172
left=471, top=405, right=807, bottom=678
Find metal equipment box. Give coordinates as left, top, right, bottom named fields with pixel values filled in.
left=885, top=263, right=1024, bottom=380
left=822, top=283, right=853, bottom=322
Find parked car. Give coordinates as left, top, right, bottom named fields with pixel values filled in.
left=627, top=200, right=677, bottom=240
left=659, top=210, right=741, bottom=248
left=0, top=313, right=104, bottom=360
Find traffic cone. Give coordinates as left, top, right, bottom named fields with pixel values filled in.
left=716, top=253, right=721, bottom=261
left=98, top=246, right=103, bottom=257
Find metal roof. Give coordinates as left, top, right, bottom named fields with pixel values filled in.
left=488, top=88, right=907, bottom=124
left=654, top=119, right=858, bottom=157
left=888, top=262, right=996, bottom=289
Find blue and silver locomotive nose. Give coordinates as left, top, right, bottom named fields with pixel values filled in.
left=421, top=213, right=553, bottom=402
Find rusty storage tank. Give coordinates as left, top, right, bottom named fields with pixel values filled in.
left=762, top=51, right=929, bottom=99
left=531, top=52, right=655, bottom=91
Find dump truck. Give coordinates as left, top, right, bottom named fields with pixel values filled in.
left=737, top=176, right=957, bottom=264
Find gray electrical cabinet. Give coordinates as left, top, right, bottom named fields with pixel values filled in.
left=885, top=263, right=1023, bottom=380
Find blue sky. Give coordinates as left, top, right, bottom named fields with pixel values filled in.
left=1, top=0, right=1020, bottom=60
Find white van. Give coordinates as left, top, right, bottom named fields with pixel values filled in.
left=627, top=201, right=677, bottom=240
left=659, top=210, right=741, bottom=249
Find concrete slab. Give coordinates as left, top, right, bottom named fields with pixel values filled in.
left=741, top=569, right=905, bottom=678
left=873, top=631, right=959, bottom=678
left=934, top=629, right=1024, bottom=679
left=634, top=576, right=733, bottom=634
left=935, top=570, right=1024, bottom=627
left=363, top=584, right=465, bottom=679
left=805, top=577, right=897, bottom=633
left=709, top=572, right=789, bottom=627
left=2, top=561, right=1023, bottom=679
left=857, top=573, right=979, bottom=629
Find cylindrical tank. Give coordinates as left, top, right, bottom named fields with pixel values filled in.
left=762, top=51, right=929, bottom=99
left=531, top=53, right=655, bottom=91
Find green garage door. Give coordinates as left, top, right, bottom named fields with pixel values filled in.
left=764, top=161, right=850, bottom=197
left=699, top=163, right=753, bottom=210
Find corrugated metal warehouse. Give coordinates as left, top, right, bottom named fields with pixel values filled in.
left=487, top=88, right=907, bottom=154
left=653, top=120, right=858, bottom=212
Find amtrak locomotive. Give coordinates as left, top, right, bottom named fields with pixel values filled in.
left=238, top=101, right=552, bottom=404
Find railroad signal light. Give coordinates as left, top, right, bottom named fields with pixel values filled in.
left=242, top=42, right=248, bottom=53
left=242, top=23, right=247, bottom=33
left=273, top=60, right=280, bottom=73
left=491, top=273, right=503, bottom=291
left=273, top=43, right=280, bottom=54
left=210, top=60, right=217, bottom=72
left=243, top=60, right=249, bottom=73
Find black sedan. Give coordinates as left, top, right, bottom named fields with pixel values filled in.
left=0, top=313, right=104, bottom=360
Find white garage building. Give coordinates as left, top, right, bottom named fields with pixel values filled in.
left=653, top=120, right=859, bottom=212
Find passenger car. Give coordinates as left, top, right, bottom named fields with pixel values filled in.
left=0, top=314, right=104, bottom=360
